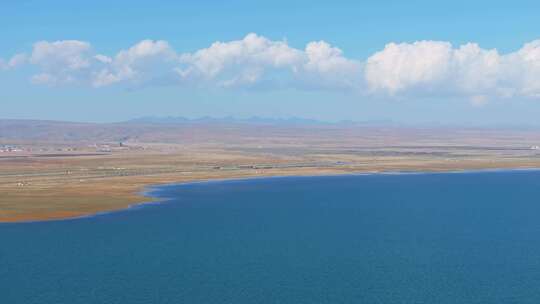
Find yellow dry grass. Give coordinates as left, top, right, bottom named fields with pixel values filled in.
left=2, top=136, right=540, bottom=222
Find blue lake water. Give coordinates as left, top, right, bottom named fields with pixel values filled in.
left=2, top=170, right=540, bottom=303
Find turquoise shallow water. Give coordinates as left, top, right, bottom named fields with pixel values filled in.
left=2, top=171, right=540, bottom=303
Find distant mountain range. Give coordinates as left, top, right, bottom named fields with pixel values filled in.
left=1, top=117, right=539, bottom=145
left=125, top=116, right=404, bottom=126
left=0, top=117, right=382, bottom=144
left=127, top=116, right=332, bottom=125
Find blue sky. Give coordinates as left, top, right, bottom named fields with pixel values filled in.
left=1, top=0, right=540, bottom=124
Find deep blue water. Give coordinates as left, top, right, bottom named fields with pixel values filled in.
left=2, top=171, right=540, bottom=303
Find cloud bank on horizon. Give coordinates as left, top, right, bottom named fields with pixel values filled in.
left=2, top=33, right=540, bottom=104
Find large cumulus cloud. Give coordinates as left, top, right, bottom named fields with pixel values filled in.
left=365, top=40, right=540, bottom=102
left=4, top=33, right=540, bottom=103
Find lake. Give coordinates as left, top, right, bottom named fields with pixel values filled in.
left=2, top=170, right=540, bottom=303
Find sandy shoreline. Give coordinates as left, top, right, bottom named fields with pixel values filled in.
left=3, top=166, right=539, bottom=224
left=4, top=123, right=540, bottom=223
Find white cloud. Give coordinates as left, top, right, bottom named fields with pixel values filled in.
left=28, top=40, right=95, bottom=85
left=8, top=53, right=27, bottom=68
left=92, top=69, right=121, bottom=87
left=365, top=41, right=452, bottom=94
left=1, top=53, right=27, bottom=70
left=451, top=43, right=500, bottom=94
left=470, top=95, right=489, bottom=107
left=31, top=40, right=92, bottom=70
left=3, top=34, right=540, bottom=102
left=302, top=41, right=361, bottom=89
left=365, top=39, right=540, bottom=100
left=31, top=73, right=57, bottom=85
left=20, top=39, right=177, bottom=87
left=175, top=33, right=361, bottom=90
left=94, top=54, right=112, bottom=64
left=177, top=33, right=304, bottom=87
left=508, top=40, right=540, bottom=98
left=92, top=39, right=177, bottom=87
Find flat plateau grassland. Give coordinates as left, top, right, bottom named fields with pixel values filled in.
left=2, top=123, right=540, bottom=222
